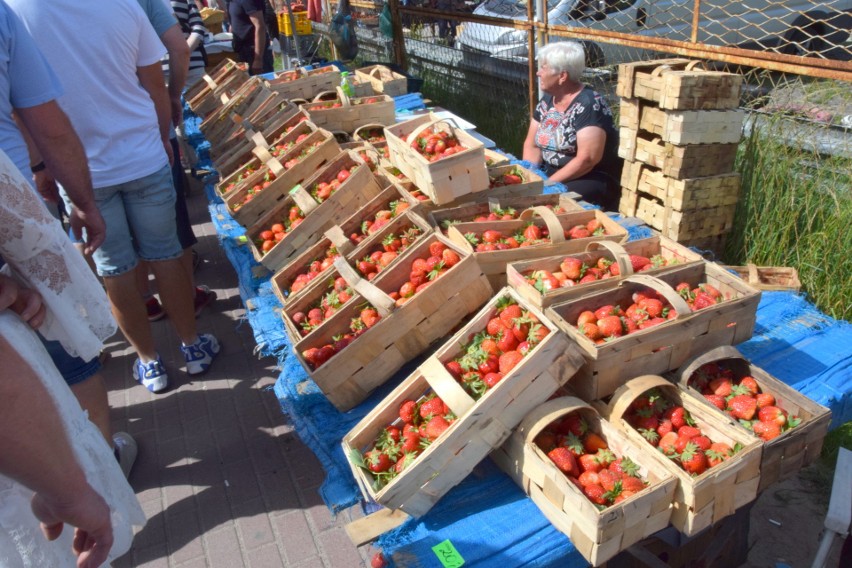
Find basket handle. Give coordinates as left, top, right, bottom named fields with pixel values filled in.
left=369, top=67, right=384, bottom=79
left=407, top=117, right=463, bottom=146
left=420, top=357, right=476, bottom=417
left=685, top=60, right=707, bottom=71
left=584, top=240, right=632, bottom=276
left=332, top=256, right=396, bottom=316
left=202, top=74, right=217, bottom=89
left=620, top=274, right=692, bottom=320
left=312, top=90, right=335, bottom=102
left=353, top=122, right=387, bottom=141
left=323, top=225, right=355, bottom=257
left=516, top=396, right=593, bottom=444
left=518, top=206, right=565, bottom=243
left=672, top=345, right=745, bottom=389
left=746, top=263, right=760, bottom=284
left=487, top=197, right=503, bottom=213
left=251, top=145, right=274, bottom=167
left=291, top=98, right=309, bottom=105
left=650, top=64, right=673, bottom=78
left=607, top=375, right=676, bottom=424
left=286, top=183, right=319, bottom=215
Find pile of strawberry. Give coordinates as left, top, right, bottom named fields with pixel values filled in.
left=354, top=96, right=383, bottom=106
left=350, top=200, right=414, bottom=244
left=300, top=304, right=383, bottom=370
left=688, top=362, right=801, bottom=441
left=287, top=244, right=340, bottom=295
left=231, top=141, right=322, bottom=211
left=441, top=204, right=573, bottom=228
left=352, top=394, right=457, bottom=490
left=290, top=276, right=354, bottom=336
left=270, top=132, right=309, bottom=159
left=443, top=298, right=549, bottom=397
left=534, top=411, right=649, bottom=508
left=463, top=218, right=607, bottom=252
left=357, top=127, right=386, bottom=144
left=387, top=240, right=459, bottom=308
left=407, top=188, right=430, bottom=203
left=255, top=206, right=306, bottom=254
left=405, top=128, right=467, bottom=162
left=573, top=282, right=724, bottom=342
left=624, top=388, right=741, bottom=476
left=524, top=254, right=676, bottom=294
left=311, top=164, right=356, bottom=202
left=354, top=227, right=423, bottom=279
left=357, top=150, right=377, bottom=171
left=488, top=167, right=525, bottom=188
left=222, top=165, right=257, bottom=195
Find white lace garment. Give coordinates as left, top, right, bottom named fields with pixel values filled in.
left=0, top=150, right=145, bottom=566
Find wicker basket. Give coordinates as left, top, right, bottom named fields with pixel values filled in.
left=301, top=88, right=396, bottom=133
left=671, top=345, right=831, bottom=491
left=491, top=396, right=677, bottom=566
left=428, top=192, right=582, bottom=234
left=341, top=286, right=584, bottom=516
left=355, top=65, right=408, bottom=97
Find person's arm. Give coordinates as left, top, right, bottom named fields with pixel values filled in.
left=546, top=126, right=606, bottom=184
left=248, top=9, right=267, bottom=74
left=522, top=119, right=542, bottom=165
left=136, top=62, right=175, bottom=166
left=0, top=274, right=46, bottom=329
left=186, top=1, right=208, bottom=52
left=0, top=334, right=113, bottom=568
left=14, top=101, right=107, bottom=256
left=160, top=24, right=191, bottom=127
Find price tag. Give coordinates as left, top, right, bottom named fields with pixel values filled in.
left=432, top=540, right=464, bottom=568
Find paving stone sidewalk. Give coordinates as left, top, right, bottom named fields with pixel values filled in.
left=106, top=178, right=373, bottom=567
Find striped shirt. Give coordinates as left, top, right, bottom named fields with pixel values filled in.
left=162, top=0, right=207, bottom=76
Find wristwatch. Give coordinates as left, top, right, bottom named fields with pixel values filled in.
left=30, top=160, right=46, bottom=173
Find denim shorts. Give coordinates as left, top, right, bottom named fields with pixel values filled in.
left=91, top=165, right=183, bottom=277
left=40, top=335, right=101, bottom=386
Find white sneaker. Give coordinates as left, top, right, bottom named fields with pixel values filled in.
left=181, top=333, right=220, bottom=375
left=113, top=431, right=138, bottom=479
left=133, top=356, right=169, bottom=393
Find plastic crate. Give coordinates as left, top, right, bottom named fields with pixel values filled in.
left=278, top=11, right=311, bottom=37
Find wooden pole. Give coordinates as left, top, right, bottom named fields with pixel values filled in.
left=388, top=0, right=408, bottom=71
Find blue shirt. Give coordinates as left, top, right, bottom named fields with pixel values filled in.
left=0, top=1, right=62, bottom=179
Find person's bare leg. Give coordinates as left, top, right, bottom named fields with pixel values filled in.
left=179, top=248, right=195, bottom=288
left=149, top=257, right=197, bottom=345
left=69, top=373, right=111, bottom=444
left=102, top=271, right=158, bottom=362
left=136, top=260, right=153, bottom=296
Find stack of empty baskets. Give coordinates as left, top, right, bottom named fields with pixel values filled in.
left=617, top=59, right=745, bottom=255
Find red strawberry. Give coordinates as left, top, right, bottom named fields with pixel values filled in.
left=597, top=315, right=624, bottom=338
left=677, top=426, right=701, bottom=439
left=547, top=447, right=580, bottom=477
left=680, top=443, right=708, bottom=475
left=752, top=420, right=782, bottom=441
left=366, top=449, right=394, bottom=473
left=758, top=406, right=787, bottom=427
left=628, top=255, right=650, bottom=271
left=609, top=456, right=640, bottom=477
left=583, top=432, right=608, bottom=454
left=706, top=442, right=732, bottom=467
left=658, top=432, right=679, bottom=455
left=486, top=317, right=507, bottom=336
left=424, top=415, right=451, bottom=441
left=691, top=435, right=712, bottom=452
left=445, top=360, right=463, bottom=380
left=400, top=428, right=422, bottom=453
left=441, top=248, right=460, bottom=268
left=621, top=476, right=646, bottom=493
left=665, top=406, right=688, bottom=430
left=740, top=376, right=760, bottom=395
left=498, top=351, right=524, bottom=374
left=704, top=394, right=727, bottom=411
left=674, top=434, right=695, bottom=454
left=756, top=392, right=776, bottom=408
left=656, top=419, right=674, bottom=437
left=578, top=453, right=603, bottom=473
left=709, top=377, right=733, bottom=397
left=728, top=395, right=757, bottom=421
left=559, top=414, right=588, bottom=437
left=582, top=483, right=608, bottom=505
left=419, top=397, right=446, bottom=419
left=560, top=257, right=584, bottom=280
left=598, top=469, right=620, bottom=492
left=399, top=399, right=417, bottom=423
left=535, top=431, right=557, bottom=452
left=499, top=304, right=523, bottom=327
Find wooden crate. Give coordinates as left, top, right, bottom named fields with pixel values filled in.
left=209, top=95, right=295, bottom=160
left=186, top=59, right=247, bottom=111
left=491, top=397, right=677, bottom=566
left=619, top=187, right=737, bottom=241
left=429, top=192, right=581, bottom=232
left=447, top=208, right=628, bottom=290
left=280, top=211, right=434, bottom=341
left=384, top=112, right=489, bottom=205
left=544, top=263, right=761, bottom=401
left=619, top=99, right=745, bottom=145
left=722, top=264, right=802, bottom=292
left=671, top=345, right=831, bottom=491
left=618, top=129, right=739, bottom=178
left=293, top=232, right=494, bottom=411
left=213, top=109, right=310, bottom=179
left=267, top=65, right=340, bottom=100
left=226, top=129, right=341, bottom=230
left=616, top=59, right=742, bottom=110
left=247, top=150, right=384, bottom=273
left=191, top=68, right=251, bottom=118
left=602, top=375, right=763, bottom=536
left=199, top=77, right=266, bottom=138
left=301, top=90, right=396, bottom=133
left=355, top=64, right=408, bottom=97
left=506, top=234, right=704, bottom=309
left=342, top=286, right=584, bottom=516
left=216, top=117, right=315, bottom=201
left=621, top=160, right=741, bottom=211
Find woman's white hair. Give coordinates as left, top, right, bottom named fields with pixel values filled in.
left=537, top=41, right=586, bottom=82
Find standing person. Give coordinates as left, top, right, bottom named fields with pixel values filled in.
left=229, top=0, right=273, bottom=75
left=9, top=0, right=221, bottom=394
left=0, top=146, right=145, bottom=568
left=167, top=0, right=210, bottom=91
left=522, top=41, right=620, bottom=211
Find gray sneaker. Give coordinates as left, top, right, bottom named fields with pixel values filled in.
left=113, top=431, right=138, bottom=479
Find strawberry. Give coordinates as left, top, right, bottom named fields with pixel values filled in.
left=419, top=397, right=446, bottom=419
left=582, top=483, right=608, bottom=505
left=400, top=428, right=422, bottom=453
left=752, top=420, right=782, bottom=441
left=691, top=435, right=712, bottom=452
left=366, top=449, right=394, bottom=473
left=441, top=248, right=460, bottom=267
left=429, top=241, right=447, bottom=258
left=579, top=453, right=603, bottom=473
left=577, top=310, right=597, bottom=327
left=597, top=315, right=624, bottom=338
left=740, top=376, right=760, bottom=395
left=498, top=350, right=524, bottom=374
left=547, top=447, right=580, bottom=477
left=445, top=361, right=463, bottom=380
left=560, top=257, right=584, bottom=280
left=594, top=305, right=620, bottom=321
left=656, top=419, right=674, bottom=437
left=674, top=434, right=695, bottom=454
left=583, top=432, right=608, bottom=454
left=486, top=317, right=507, bottom=336
left=621, top=476, right=646, bottom=493
left=709, top=377, right=733, bottom=397
left=758, top=406, right=787, bottom=427
left=680, top=443, right=708, bottom=475
left=756, top=392, right=776, bottom=408
left=706, top=442, right=732, bottom=467
left=361, top=308, right=381, bottom=328
left=598, top=469, right=620, bottom=492
left=665, top=406, right=688, bottom=430
left=703, top=394, right=727, bottom=411
left=559, top=414, right=588, bottom=437
left=628, top=255, right=650, bottom=271
left=578, top=470, right=600, bottom=488
left=677, top=426, right=701, bottom=439
left=424, top=415, right=451, bottom=441
left=534, top=431, right=557, bottom=452
left=728, top=395, right=757, bottom=421
left=658, top=432, right=679, bottom=455
left=610, top=456, right=640, bottom=477
left=399, top=400, right=417, bottom=423
left=499, top=304, right=523, bottom=327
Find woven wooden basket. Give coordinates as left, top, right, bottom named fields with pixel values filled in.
left=293, top=232, right=494, bottom=411
left=186, top=59, right=247, bottom=111
left=672, top=345, right=831, bottom=491
left=267, top=65, right=340, bottom=101
left=428, top=192, right=582, bottom=234
left=602, top=375, right=762, bottom=537
left=209, top=95, right=295, bottom=161
left=491, top=396, right=677, bottom=566
left=507, top=234, right=704, bottom=309
left=355, top=65, right=407, bottom=97
left=302, top=88, right=396, bottom=133
left=544, top=263, right=761, bottom=401
left=722, top=264, right=802, bottom=292
left=341, top=286, right=583, bottom=516
left=616, top=59, right=742, bottom=111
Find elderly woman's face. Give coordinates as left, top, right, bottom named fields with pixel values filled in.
left=537, top=61, right=563, bottom=92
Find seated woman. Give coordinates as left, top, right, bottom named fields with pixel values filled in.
left=522, top=41, right=621, bottom=211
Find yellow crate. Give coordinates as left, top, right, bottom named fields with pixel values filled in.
left=278, top=11, right=311, bottom=36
